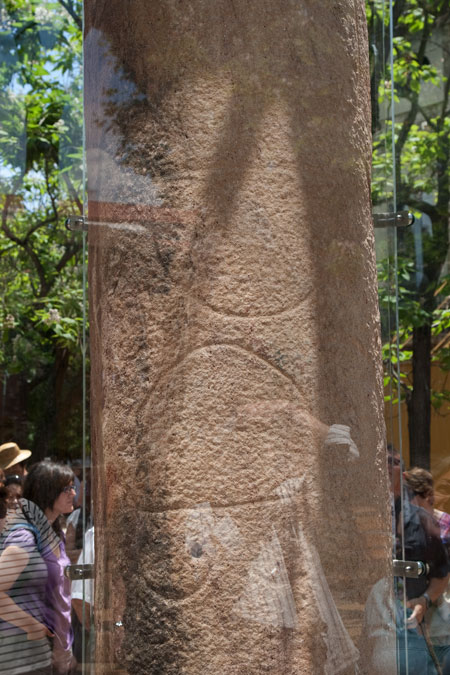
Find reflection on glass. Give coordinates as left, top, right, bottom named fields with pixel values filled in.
left=397, top=463, right=450, bottom=674
left=375, top=2, right=450, bottom=471
left=0, top=462, right=76, bottom=675
left=0, top=0, right=84, bottom=460
left=0, top=0, right=90, bottom=672
left=372, top=0, right=450, bottom=673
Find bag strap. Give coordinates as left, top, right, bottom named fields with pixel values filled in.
left=8, top=523, right=43, bottom=554
left=420, top=620, right=444, bottom=675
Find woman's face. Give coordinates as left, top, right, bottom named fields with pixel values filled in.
left=388, top=453, right=402, bottom=496
left=6, top=482, right=22, bottom=509
left=52, top=482, right=76, bottom=517
left=413, top=491, right=434, bottom=513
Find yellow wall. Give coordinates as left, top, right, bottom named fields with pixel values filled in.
left=385, top=363, right=450, bottom=481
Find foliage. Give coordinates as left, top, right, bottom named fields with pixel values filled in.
left=368, top=0, right=450, bottom=464
left=0, top=0, right=84, bottom=458
left=0, top=0, right=448, bottom=463
left=378, top=257, right=450, bottom=410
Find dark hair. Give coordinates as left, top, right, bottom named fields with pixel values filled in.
left=23, top=461, right=74, bottom=533
left=5, top=474, right=22, bottom=487
left=387, top=444, right=405, bottom=471
left=0, top=486, right=7, bottom=519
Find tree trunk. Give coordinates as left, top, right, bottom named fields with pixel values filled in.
left=31, top=346, right=70, bottom=458
left=407, top=321, right=431, bottom=468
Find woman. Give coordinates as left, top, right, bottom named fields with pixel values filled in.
left=0, top=461, right=76, bottom=674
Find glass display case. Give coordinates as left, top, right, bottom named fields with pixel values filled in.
left=0, top=1, right=449, bottom=673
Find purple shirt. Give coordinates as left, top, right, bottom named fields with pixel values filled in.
left=1, top=528, right=48, bottom=632
left=42, top=535, right=73, bottom=654
left=435, top=508, right=450, bottom=545
left=0, top=528, right=52, bottom=674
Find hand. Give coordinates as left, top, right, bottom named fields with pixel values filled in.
left=406, top=596, right=427, bottom=627
left=26, top=620, right=54, bottom=641
left=53, top=649, right=77, bottom=675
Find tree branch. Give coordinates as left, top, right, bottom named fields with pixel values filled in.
left=439, top=73, right=450, bottom=126
left=62, top=173, right=82, bottom=214
left=57, top=0, right=82, bottom=30
left=55, top=240, right=82, bottom=274
left=418, top=105, right=438, bottom=130
left=0, top=244, right=17, bottom=257
left=45, top=161, right=59, bottom=224
left=399, top=195, right=439, bottom=221
left=2, top=194, right=49, bottom=295
left=23, top=216, right=58, bottom=244
left=395, top=13, right=433, bottom=196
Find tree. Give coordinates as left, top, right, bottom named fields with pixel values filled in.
left=0, top=0, right=84, bottom=458
left=368, top=0, right=450, bottom=468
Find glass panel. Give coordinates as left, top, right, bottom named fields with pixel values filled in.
left=370, top=1, right=408, bottom=672
left=370, top=1, right=399, bottom=443
left=377, top=1, right=450, bottom=673
left=0, top=0, right=91, bottom=673
left=3, top=1, right=448, bottom=673
left=0, top=0, right=84, bottom=459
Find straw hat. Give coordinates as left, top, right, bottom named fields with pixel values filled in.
left=0, top=442, right=31, bottom=470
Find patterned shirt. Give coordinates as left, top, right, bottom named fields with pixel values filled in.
left=434, top=508, right=450, bottom=545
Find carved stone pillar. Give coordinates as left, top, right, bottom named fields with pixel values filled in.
left=85, top=2, right=393, bottom=673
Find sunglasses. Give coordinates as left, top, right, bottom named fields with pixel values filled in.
left=387, top=456, right=401, bottom=467
left=61, top=484, right=76, bottom=494
left=5, top=474, right=22, bottom=486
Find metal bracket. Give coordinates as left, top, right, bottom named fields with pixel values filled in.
left=393, top=559, right=428, bottom=578
left=65, top=215, right=88, bottom=232
left=69, top=212, right=415, bottom=231
left=65, top=563, right=94, bottom=580
left=373, top=211, right=415, bottom=228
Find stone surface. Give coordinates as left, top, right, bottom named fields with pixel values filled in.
left=85, top=1, right=394, bottom=673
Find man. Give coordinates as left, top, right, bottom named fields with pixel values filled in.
left=0, top=442, right=31, bottom=477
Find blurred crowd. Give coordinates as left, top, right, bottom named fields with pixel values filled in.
left=0, top=442, right=93, bottom=675
left=364, top=445, right=450, bottom=675
left=3, top=437, right=450, bottom=675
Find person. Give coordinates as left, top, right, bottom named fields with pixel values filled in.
left=66, top=461, right=92, bottom=566
left=5, top=474, right=23, bottom=511
left=403, top=468, right=450, bottom=671
left=0, top=442, right=31, bottom=477
left=0, top=461, right=77, bottom=674
left=404, top=467, right=450, bottom=558
left=364, top=447, right=450, bottom=674
left=70, top=460, right=83, bottom=509
left=71, top=526, right=94, bottom=673
left=66, top=506, right=93, bottom=565
left=0, top=486, right=7, bottom=533
left=435, top=507, right=450, bottom=556
left=398, top=463, right=450, bottom=673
